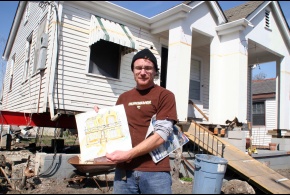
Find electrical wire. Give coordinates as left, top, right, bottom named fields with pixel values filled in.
left=36, top=1, right=63, bottom=178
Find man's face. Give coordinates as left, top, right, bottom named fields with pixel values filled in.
left=133, top=58, right=156, bottom=90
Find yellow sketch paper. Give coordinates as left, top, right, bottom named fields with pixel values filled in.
left=75, top=104, right=132, bottom=163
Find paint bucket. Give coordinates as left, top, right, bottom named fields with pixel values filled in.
left=269, top=143, right=277, bottom=151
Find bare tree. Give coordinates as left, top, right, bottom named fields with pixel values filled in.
left=252, top=72, right=267, bottom=80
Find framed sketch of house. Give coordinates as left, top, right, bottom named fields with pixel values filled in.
left=75, top=104, right=132, bottom=163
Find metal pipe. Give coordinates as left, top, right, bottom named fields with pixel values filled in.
left=48, top=1, right=61, bottom=120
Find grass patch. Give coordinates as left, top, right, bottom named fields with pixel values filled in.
left=180, top=177, right=193, bottom=182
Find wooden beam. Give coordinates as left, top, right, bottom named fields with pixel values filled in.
left=188, top=100, right=208, bottom=121
left=0, top=111, right=77, bottom=129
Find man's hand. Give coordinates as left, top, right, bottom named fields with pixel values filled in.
left=106, top=150, right=132, bottom=164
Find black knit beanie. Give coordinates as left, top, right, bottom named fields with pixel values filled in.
left=131, top=49, right=158, bottom=72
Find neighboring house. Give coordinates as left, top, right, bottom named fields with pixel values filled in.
left=1, top=1, right=290, bottom=133
left=250, top=78, right=276, bottom=146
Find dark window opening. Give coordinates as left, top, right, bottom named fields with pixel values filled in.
left=252, top=101, right=265, bottom=126
left=89, top=40, right=121, bottom=79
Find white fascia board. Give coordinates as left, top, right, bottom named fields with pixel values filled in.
left=272, top=1, right=290, bottom=49
left=151, top=12, right=188, bottom=30
left=2, top=1, right=26, bottom=61
left=209, top=1, right=227, bottom=25
left=149, top=4, right=192, bottom=23
left=216, top=18, right=249, bottom=36
left=89, top=1, right=150, bottom=29
left=78, top=2, right=192, bottom=35
left=150, top=4, right=191, bottom=34
left=151, top=26, right=170, bottom=35
left=246, top=1, right=270, bottom=22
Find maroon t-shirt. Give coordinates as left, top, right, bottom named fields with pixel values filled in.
left=116, top=84, right=178, bottom=171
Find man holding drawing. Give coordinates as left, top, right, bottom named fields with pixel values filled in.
left=94, top=48, right=177, bottom=194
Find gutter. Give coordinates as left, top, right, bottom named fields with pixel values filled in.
left=48, top=1, right=62, bottom=121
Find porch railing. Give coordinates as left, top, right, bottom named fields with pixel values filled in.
left=179, top=121, right=225, bottom=158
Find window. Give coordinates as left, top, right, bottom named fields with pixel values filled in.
left=24, top=2, right=30, bottom=24
left=88, top=15, right=137, bottom=79
left=9, top=55, right=15, bottom=91
left=189, top=59, right=201, bottom=100
left=23, top=33, right=33, bottom=82
left=252, top=101, right=265, bottom=126
left=89, top=40, right=121, bottom=79
left=265, top=10, right=270, bottom=29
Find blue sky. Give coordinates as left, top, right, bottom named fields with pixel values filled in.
left=0, top=1, right=289, bottom=80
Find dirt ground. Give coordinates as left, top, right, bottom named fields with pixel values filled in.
left=4, top=168, right=290, bottom=195
left=0, top=147, right=193, bottom=194
left=8, top=176, right=193, bottom=194
left=1, top=147, right=290, bottom=194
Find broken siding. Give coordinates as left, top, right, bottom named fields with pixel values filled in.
left=2, top=2, right=49, bottom=114
left=55, top=2, right=161, bottom=112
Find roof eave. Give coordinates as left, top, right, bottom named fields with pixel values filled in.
left=272, top=1, right=290, bottom=50
left=2, top=1, right=26, bottom=61
left=210, top=1, right=228, bottom=25
left=216, top=18, right=251, bottom=36
left=150, top=4, right=191, bottom=34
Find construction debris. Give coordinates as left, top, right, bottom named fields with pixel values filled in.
left=222, top=179, right=255, bottom=194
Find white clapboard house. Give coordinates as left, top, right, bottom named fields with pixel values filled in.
left=250, top=78, right=276, bottom=146
left=1, top=1, right=290, bottom=134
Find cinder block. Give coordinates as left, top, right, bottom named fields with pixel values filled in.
left=228, top=131, right=247, bottom=139
left=35, top=153, right=78, bottom=179
left=226, top=138, right=246, bottom=151
left=272, top=138, right=290, bottom=151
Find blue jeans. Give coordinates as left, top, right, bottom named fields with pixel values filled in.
left=113, top=168, right=172, bottom=194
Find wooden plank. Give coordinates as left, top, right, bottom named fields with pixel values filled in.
left=182, top=121, right=290, bottom=194
left=249, top=174, right=290, bottom=194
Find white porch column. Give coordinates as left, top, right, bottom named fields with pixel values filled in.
left=278, top=56, right=290, bottom=129
left=166, top=24, right=192, bottom=122
left=209, top=34, right=248, bottom=124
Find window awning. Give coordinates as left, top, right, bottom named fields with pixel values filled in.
left=89, top=15, right=137, bottom=55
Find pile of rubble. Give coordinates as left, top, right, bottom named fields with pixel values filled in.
left=0, top=148, right=38, bottom=193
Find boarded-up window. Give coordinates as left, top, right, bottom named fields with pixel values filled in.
left=189, top=59, right=201, bottom=100
left=252, top=101, right=265, bottom=126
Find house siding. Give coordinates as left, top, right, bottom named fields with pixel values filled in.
left=250, top=98, right=276, bottom=146
left=52, top=2, right=161, bottom=112
left=2, top=2, right=50, bottom=115
left=265, top=98, right=276, bottom=131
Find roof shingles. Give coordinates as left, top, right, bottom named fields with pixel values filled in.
left=252, top=78, right=276, bottom=95
left=224, top=1, right=264, bottom=22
